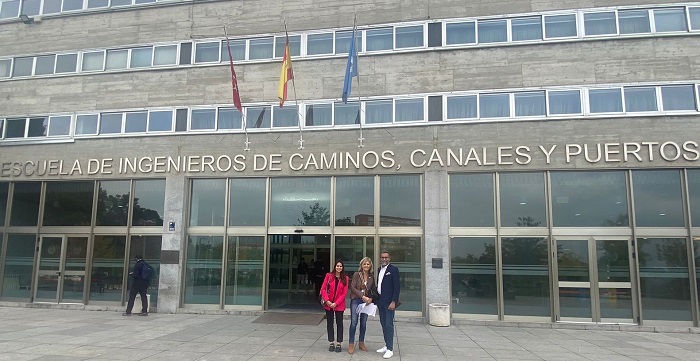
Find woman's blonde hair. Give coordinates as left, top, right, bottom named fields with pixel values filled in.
left=357, top=257, right=374, bottom=275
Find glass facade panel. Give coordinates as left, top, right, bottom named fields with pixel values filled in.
left=43, top=181, right=93, bottom=226
left=307, top=33, right=333, bottom=55
left=12, top=57, right=32, bottom=77
left=690, top=170, right=700, bottom=226
left=514, top=91, right=545, bottom=116
left=479, top=93, right=510, bottom=118
left=48, top=116, right=71, bottom=136
left=106, top=49, right=128, bottom=70
left=638, top=238, right=691, bottom=321
left=451, top=237, right=497, bottom=315
left=0, top=183, right=7, bottom=225
left=589, top=89, right=623, bottom=113
left=5, top=118, right=26, bottom=138
left=148, top=111, right=172, bottom=132
left=34, top=55, right=55, bottom=75
left=274, top=35, right=301, bottom=57
left=366, top=28, right=393, bottom=51
left=246, top=106, right=270, bottom=129
left=395, top=25, right=423, bottom=48
left=27, top=117, right=47, bottom=137
left=10, top=182, right=41, bottom=226
left=691, top=8, right=700, bottom=30
left=124, top=111, right=147, bottom=133
left=229, top=178, right=266, bottom=226
left=335, top=30, right=363, bottom=54
left=0, top=0, right=20, bottom=19
left=478, top=20, right=507, bottom=43
left=100, top=113, right=123, bottom=134
left=249, top=37, right=274, bottom=60
left=220, top=39, right=246, bottom=62
left=584, top=12, right=617, bottom=35
left=499, top=172, right=546, bottom=227
left=132, top=179, right=165, bottom=226
left=661, top=85, right=696, bottom=111
left=395, top=98, right=424, bottom=122
left=335, top=236, right=374, bottom=270
left=130, top=47, right=152, bottom=68
left=335, top=176, right=374, bottom=226
left=305, top=104, right=332, bottom=126
left=597, top=240, right=633, bottom=320
left=1, top=234, right=35, bottom=299
left=502, top=237, right=550, bottom=317
left=450, top=173, right=494, bottom=227
left=96, top=180, right=130, bottom=226
left=81, top=51, right=104, bottom=72
left=184, top=235, right=223, bottom=304
left=365, top=100, right=392, bottom=124
left=624, top=87, right=658, bottom=112
left=334, top=101, right=360, bottom=125
left=545, top=14, right=577, bottom=38
left=153, top=45, right=177, bottom=66
left=653, top=8, right=688, bottom=32
left=551, top=171, right=628, bottom=227
left=272, top=105, right=298, bottom=128
left=512, top=17, right=542, bottom=41
left=225, top=236, right=264, bottom=305
left=446, top=22, right=475, bottom=45
left=76, top=114, right=98, bottom=135
left=195, top=42, right=220, bottom=63
left=270, top=177, right=331, bottom=226
left=632, top=170, right=684, bottom=227
left=380, top=237, right=421, bottom=312
left=218, top=108, right=242, bottom=130
left=619, top=10, right=651, bottom=34
left=55, top=54, right=78, bottom=73
left=190, top=179, right=226, bottom=227
left=447, top=95, right=477, bottom=119
left=191, top=109, right=216, bottom=130
left=90, top=235, right=126, bottom=302
left=380, top=175, right=420, bottom=227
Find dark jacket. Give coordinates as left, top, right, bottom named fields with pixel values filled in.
left=131, top=259, right=147, bottom=282
left=377, top=264, right=400, bottom=305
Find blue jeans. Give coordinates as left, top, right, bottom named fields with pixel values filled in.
left=378, top=300, right=395, bottom=351
left=348, top=298, right=368, bottom=343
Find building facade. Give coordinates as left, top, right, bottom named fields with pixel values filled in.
left=1, top=0, right=700, bottom=326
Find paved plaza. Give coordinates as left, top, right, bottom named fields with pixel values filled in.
left=1, top=307, right=700, bottom=360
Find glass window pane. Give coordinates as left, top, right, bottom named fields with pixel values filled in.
left=184, top=236, right=223, bottom=304
left=451, top=237, right=497, bottom=315
left=132, top=179, right=165, bottom=226
left=125, top=111, right=147, bottom=133
left=479, top=93, right=510, bottom=118
left=545, top=14, right=577, bottom=38
left=87, top=0, right=108, bottom=8
left=446, top=22, right=476, bottom=45
left=96, top=180, right=130, bottom=226
left=478, top=20, right=507, bottom=43
left=548, top=90, right=581, bottom=115
left=153, top=45, right=177, bottom=66
left=194, top=42, right=220, bottom=63
left=395, top=98, right=424, bottom=122
left=366, top=27, right=393, bottom=51
left=148, top=110, right=172, bottom=132
left=307, top=33, right=333, bottom=55
left=55, top=53, right=78, bottom=73
left=380, top=175, right=420, bottom=227
left=619, top=10, right=651, bottom=34
left=0, top=0, right=20, bottom=19
left=584, top=12, right=617, bottom=35
left=27, top=117, right=47, bottom=137
left=499, top=172, right=546, bottom=227
left=5, top=118, right=26, bottom=138
left=249, top=37, right=273, bottom=60
left=82, top=51, right=104, bottom=72
left=589, top=89, right=623, bottom=113
left=691, top=8, right=700, bottom=30
left=22, top=0, right=40, bottom=15
left=229, top=178, right=266, bottom=226
left=365, top=100, right=392, bottom=124
left=190, top=179, right=226, bottom=226
left=334, top=101, right=360, bottom=125
left=220, top=39, right=246, bottom=61
left=0, top=59, right=11, bottom=78
left=632, top=170, right=684, bottom=227
left=624, top=87, right=658, bottom=112
left=396, top=25, right=423, bottom=48
left=76, top=114, right=98, bottom=135
left=654, top=8, right=688, bottom=32
left=305, top=104, right=332, bottom=126
left=111, top=0, right=132, bottom=6
left=10, top=183, right=41, bottom=226
left=1, top=234, right=35, bottom=299
left=48, top=115, right=71, bottom=136
left=99, top=113, right=123, bottom=134
left=42, top=182, right=93, bottom=226
left=503, top=237, right=550, bottom=317
left=218, top=107, right=242, bottom=130
left=447, top=95, right=477, bottom=119
left=638, top=238, right=691, bottom=321
left=335, top=176, right=374, bottom=226
left=661, top=85, right=696, bottom=111
left=689, top=170, right=700, bottom=226
left=34, top=55, right=55, bottom=75
left=450, top=174, right=494, bottom=227
left=551, top=171, right=628, bottom=227
left=272, top=105, right=298, bottom=128
left=90, top=235, right=126, bottom=302
left=512, top=16, right=542, bottom=41
left=335, top=30, right=363, bottom=54
left=62, top=0, right=82, bottom=11
left=190, top=109, right=216, bottom=130
left=274, top=35, right=301, bottom=57
left=0, top=183, right=7, bottom=224
left=380, top=237, right=422, bottom=311
left=130, top=47, right=152, bottom=68
left=225, top=236, right=264, bottom=305
left=12, top=57, right=33, bottom=77
left=270, top=177, right=331, bottom=226
left=515, top=91, right=545, bottom=116
left=246, top=106, right=270, bottom=129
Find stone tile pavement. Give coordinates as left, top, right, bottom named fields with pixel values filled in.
left=1, top=307, right=700, bottom=360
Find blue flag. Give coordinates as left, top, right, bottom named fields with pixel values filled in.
left=341, top=27, right=358, bottom=103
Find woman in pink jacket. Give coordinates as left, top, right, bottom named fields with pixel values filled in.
left=321, top=259, right=349, bottom=353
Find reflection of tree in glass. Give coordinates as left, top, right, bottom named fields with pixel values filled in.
left=602, top=214, right=629, bottom=227
left=96, top=189, right=129, bottom=225
left=297, top=202, right=330, bottom=226
left=335, top=216, right=353, bottom=226
left=132, top=197, right=163, bottom=226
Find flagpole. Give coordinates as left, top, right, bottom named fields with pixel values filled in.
left=223, top=24, right=250, bottom=151
left=282, top=21, right=305, bottom=150
left=353, top=14, right=364, bottom=148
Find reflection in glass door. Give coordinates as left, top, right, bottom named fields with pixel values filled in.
left=35, top=235, right=88, bottom=303
left=555, top=238, right=635, bottom=323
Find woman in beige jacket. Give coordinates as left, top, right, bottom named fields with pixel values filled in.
left=347, top=257, right=375, bottom=354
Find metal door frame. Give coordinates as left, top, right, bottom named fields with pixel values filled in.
left=34, top=234, right=88, bottom=304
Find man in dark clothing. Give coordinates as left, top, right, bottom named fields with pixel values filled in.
left=123, top=255, right=149, bottom=316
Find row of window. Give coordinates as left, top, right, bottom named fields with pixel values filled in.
left=2, top=4, right=700, bottom=80
left=0, top=0, right=181, bottom=20
left=1, top=83, right=698, bottom=141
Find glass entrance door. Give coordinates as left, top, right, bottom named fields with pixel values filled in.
left=35, top=235, right=88, bottom=303
left=555, top=238, right=635, bottom=323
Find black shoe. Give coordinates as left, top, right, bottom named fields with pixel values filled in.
left=137, top=312, right=148, bottom=316
left=329, top=343, right=335, bottom=352
left=122, top=313, right=131, bottom=316
left=335, top=344, right=341, bottom=353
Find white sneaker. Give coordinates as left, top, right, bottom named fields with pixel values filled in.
left=383, top=350, right=394, bottom=359
left=376, top=346, right=387, bottom=353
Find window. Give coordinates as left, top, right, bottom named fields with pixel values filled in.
left=220, top=39, right=246, bottom=61
left=653, top=8, right=688, bottom=32
left=194, top=42, right=219, bottom=63
left=217, top=108, right=242, bottom=130
left=0, top=59, right=10, bottom=78
left=12, top=57, right=33, bottom=77
left=55, top=53, right=78, bottom=73
left=42, top=0, right=61, bottom=14
left=395, top=98, right=424, bottom=122
left=246, top=106, right=270, bottom=128
left=106, top=49, right=128, bottom=70
left=124, top=111, right=147, bottom=133
left=272, top=105, right=298, bottom=128
left=584, top=12, right=617, bottom=36
left=0, top=0, right=20, bottom=19
left=335, top=176, right=374, bottom=226
left=229, top=178, right=266, bottom=226
left=365, top=99, right=392, bottom=124
left=447, top=95, right=477, bottom=119
left=450, top=173, right=494, bottom=227
left=249, top=37, right=273, bottom=60
left=445, top=21, right=476, bottom=45
left=27, top=117, right=47, bottom=137
left=34, top=55, right=55, bottom=75
left=153, top=45, right=177, bottom=66
left=479, top=93, right=510, bottom=118
left=366, top=27, right=393, bottom=51
left=544, top=14, right=577, bottom=38
left=548, top=90, right=581, bottom=115
left=100, top=113, right=123, bottom=134
left=395, top=25, right=424, bottom=48
left=624, top=87, right=657, bottom=112
left=191, top=109, right=216, bottom=130
left=305, top=103, right=332, bottom=126
left=589, top=88, right=622, bottom=113
left=130, top=47, right=153, bottom=68
left=661, top=85, right=696, bottom=111
left=76, top=114, right=98, bottom=135
left=380, top=175, right=421, bottom=226
left=334, top=101, right=359, bottom=125
left=47, top=116, right=71, bottom=136
left=112, top=0, right=133, bottom=6
left=307, top=33, right=333, bottom=55
left=132, top=179, right=165, bottom=226
left=512, top=16, right=542, bottom=41
left=10, top=183, right=41, bottom=226
left=690, top=7, right=700, bottom=30
left=82, top=51, right=104, bottom=72
left=148, top=110, right=173, bottom=132
left=551, top=171, right=628, bottom=227
left=5, top=118, right=26, bottom=138
left=43, top=182, right=93, bottom=226
left=190, top=179, right=226, bottom=226
left=62, top=0, right=83, bottom=11
left=515, top=91, right=545, bottom=116
left=270, top=177, right=331, bottom=226
left=618, top=10, right=651, bottom=34
left=335, top=30, right=363, bottom=54
left=22, top=0, right=40, bottom=16
left=499, top=172, right=546, bottom=227
left=478, top=20, right=507, bottom=43
left=274, top=35, right=301, bottom=57
left=632, top=170, right=684, bottom=227
left=87, top=0, right=108, bottom=8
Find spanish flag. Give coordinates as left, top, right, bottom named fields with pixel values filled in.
left=277, top=34, right=294, bottom=107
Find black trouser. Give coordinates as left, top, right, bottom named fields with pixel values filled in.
left=125, top=279, right=149, bottom=314
left=325, top=309, right=344, bottom=342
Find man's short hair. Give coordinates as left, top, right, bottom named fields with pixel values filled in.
left=134, top=255, right=143, bottom=260
left=380, top=250, right=390, bottom=256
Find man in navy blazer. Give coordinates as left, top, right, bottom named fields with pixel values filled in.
left=375, top=250, right=400, bottom=359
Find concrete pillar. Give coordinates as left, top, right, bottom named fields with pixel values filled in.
left=423, top=170, right=451, bottom=320
left=157, top=175, right=186, bottom=313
